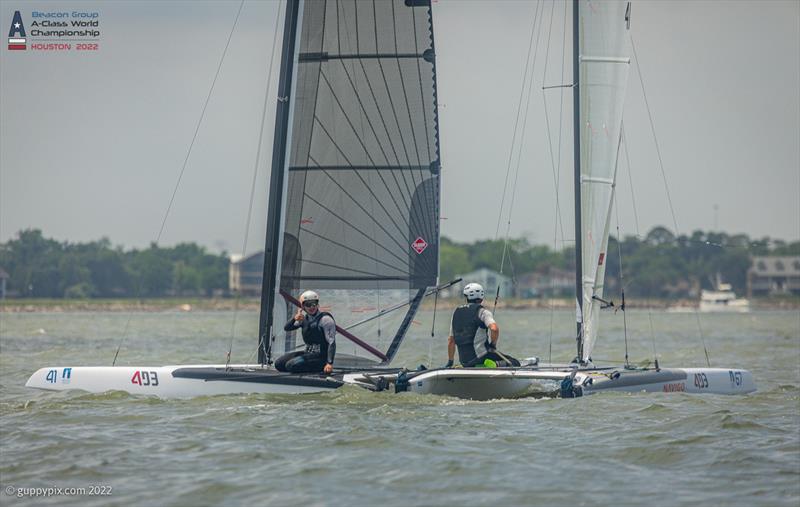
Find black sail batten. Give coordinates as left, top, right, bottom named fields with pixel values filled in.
left=299, top=51, right=427, bottom=62
left=259, top=0, right=302, bottom=365
left=271, top=0, right=441, bottom=363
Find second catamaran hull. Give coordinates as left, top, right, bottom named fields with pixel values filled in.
left=347, top=366, right=756, bottom=400
left=577, top=367, right=756, bottom=395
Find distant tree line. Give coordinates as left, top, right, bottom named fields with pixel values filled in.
left=0, top=227, right=797, bottom=299
left=0, top=229, right=228, bottom=298
left=441, top=226, right=799, bottom=299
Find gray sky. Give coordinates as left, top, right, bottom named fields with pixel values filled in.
left=2, top=0, right=798, bottom=256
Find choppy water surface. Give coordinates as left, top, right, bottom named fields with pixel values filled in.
left=1, top=309, right=798, bottom=506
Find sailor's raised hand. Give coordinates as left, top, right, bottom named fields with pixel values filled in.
left=294, top=309, right=305, bottom=322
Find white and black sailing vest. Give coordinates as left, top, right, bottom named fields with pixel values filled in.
left=451, top=303, right=489, bottom=365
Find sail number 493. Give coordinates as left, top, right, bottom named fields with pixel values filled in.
left=131, top=370, right=159, bottom=386
left=693, top=373, right=709, bottom=389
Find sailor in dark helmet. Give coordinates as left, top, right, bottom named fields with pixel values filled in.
left=445, top=283, right=519, bottom=368
left=276, top=290, right=336, bottom=374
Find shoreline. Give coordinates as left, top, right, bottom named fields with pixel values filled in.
left=1, top=297, right=797, bottom=313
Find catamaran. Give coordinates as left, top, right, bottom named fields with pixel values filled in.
left=26, top=0, right=755, bottom=399
left=337, top=0, right=757, bottom=399
left=27, top=0, right=442, bottom=397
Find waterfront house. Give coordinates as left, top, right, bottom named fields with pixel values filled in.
left=747, top=256, right=800, bottom=297
left=229, top=252, right=264, bottom=296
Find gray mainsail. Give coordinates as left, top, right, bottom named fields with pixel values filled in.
left=261, top=0, right=441, bottom=364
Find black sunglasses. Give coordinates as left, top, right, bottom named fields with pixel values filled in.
left=302, top=301, right=318, bottom=308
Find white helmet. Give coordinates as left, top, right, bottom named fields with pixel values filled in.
left=299, top=290, right=319, bottom=304
left=463, top=283, right=485, bottom=301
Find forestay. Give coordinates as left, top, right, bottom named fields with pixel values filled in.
left=273, top=0, right=441, bottom=363
left=578, top=0, right=631, bottom=362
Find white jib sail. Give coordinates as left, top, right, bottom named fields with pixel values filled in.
left=579, top=0, right=631, bottom=362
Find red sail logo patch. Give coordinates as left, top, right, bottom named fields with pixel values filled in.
left=411, top=237, right=428, bottom=254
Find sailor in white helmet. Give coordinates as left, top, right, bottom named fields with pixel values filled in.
left=276, top=290, right=337, bottom=374
left=446, top=283, right=518, bottom=368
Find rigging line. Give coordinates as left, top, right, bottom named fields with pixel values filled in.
left=112, top=0, right=245, bottom=367
left=299, top=226, right=409, bottom=275
left=301, top=190, right=414, bottom=268
left=337, top=0, right=422, bottom=266
left=337, top=1, right=388, bottom=315
left=631, top=35, right=713, bottom=366
left=372, top=0, right=418, bottom=185
left=548, top=0, right=568, bottom=362
left=368, top=2, right=419, bottom=202
left=306, top=147, right=435, bottom=277
left=390, top=0, right=422, bottom=173
left=304, top=160, right=419, bottom=271
left=629, top=33, right=680, bottom=237
left=411, top=6, right=440, bottom=250
left=613, top=191, right=630, bottom=368
left=429, top=286, right=439, bottom=367
left=297, top=257, right=404, bottom=279
left=341, top=58, right=425, bottom=236
left=541, top=2, right=567, bottom=247
left=647, top=310, right=658, bottom=368
left=309, top=122, right=414, bottom=253
left=694, top=309, right=712, bottom=367
left=341, top=2, right=400, bottom=175
left=411, top=7, right=433, bottom=165
left=227, top=0, right=282, bottom=369
left=554, top=0, right=569, bottom=246
left=500, top=0, right=546, bottom=276
left=156, top=1, right=245, bottom=246
left=336, top=0, right=342, bottom=54
left=390, top=0, right=433, bottom=244
left=349, top=4, right=383, bottom=337
left=334, top=60, right=416, bottom=212
left=354, top=0, right=360, bottom=54
left=495, top=0, right=541, bottom=240
left=621, top=123, right=641, bottom=236
left=318, top=71, right=412, bottom=230
left=370, top=2, right=429, bottom=243
left=295, top=0, right=329, bottom=257
left=346, top=278, right=462, bottom=331
left=630, top=35, right=691, bottom=371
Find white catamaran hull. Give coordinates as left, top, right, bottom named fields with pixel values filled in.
left=577, top=367, right=756, bottom=395
left=345, top=369, right=572, bottom=401
left=347, top=366, right=756, bottom=400
left=25, top=365, right=344, bottom=398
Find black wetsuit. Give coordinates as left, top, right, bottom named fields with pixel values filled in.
left=276, top=311, right=336, bottom=374
left=451, top=302, right=519, bottom=367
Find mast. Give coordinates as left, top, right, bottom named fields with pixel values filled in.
left=572, top=0, right=583, bottom=361
left=258, top=0, right=301, bottom=365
